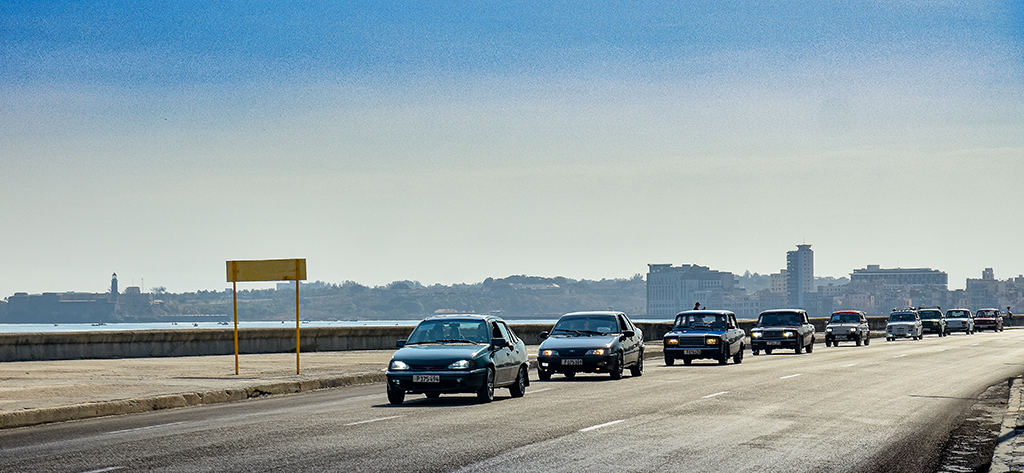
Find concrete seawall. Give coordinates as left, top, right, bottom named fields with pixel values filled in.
left=0, top=316, right=902, bottom=362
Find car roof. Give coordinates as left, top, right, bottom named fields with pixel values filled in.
left=831, top=310, right=863, bottom=314
left=422, top=314, right=501, bottom=322
left=674, top=310, right=735, bottom=316
left=759, top=309, right=807, bottom=314
left=560, top=311, right=625, bottom=318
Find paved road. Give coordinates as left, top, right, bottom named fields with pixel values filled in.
left=1, top=330, right=1022, bottom=472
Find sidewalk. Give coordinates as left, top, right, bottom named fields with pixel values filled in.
left=990, top=375, right=1024, bottom=472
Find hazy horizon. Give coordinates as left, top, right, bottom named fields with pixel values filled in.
left=3, top=2, right=1022, bottom=296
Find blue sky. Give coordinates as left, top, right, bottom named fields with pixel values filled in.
left=2, top=1, right=1022, bottom=295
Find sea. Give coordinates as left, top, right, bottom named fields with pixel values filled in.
left=0, top=318, right=671, bottom=334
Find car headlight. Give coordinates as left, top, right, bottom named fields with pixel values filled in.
left=665, top=338, right=679, bottom=345
left=752, top=331, right=763, bottom=338
left=389, top=360, right=410, bottom=371
left=705, top=337, right=719, bottom=346
left=849, top=327, right=857, bottom=333
left=541, top=349, right=556, bottom=357
left=587, top=348, right=607, bottom=356
left=826, top=327, right=833, bottom=333
left=783, top=331, right=794, bottom=338
left=447, top=359, right=471, bottom=370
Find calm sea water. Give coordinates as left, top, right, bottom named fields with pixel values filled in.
left=0, top=319, right=671, bottom=334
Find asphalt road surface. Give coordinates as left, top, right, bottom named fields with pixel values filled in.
left=2, top=330, right=1023, bottom=472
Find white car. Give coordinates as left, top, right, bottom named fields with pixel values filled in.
left=945, top=308, right=975, bottom=335
left=886, top=309, right=923, bottom=341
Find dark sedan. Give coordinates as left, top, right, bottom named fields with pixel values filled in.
left=750, top=309, right=815, bottom=355
left=663, top=310, right=746, bottom=365
left=536, top=311, right=644, bottom=380
left=386, top=315, right=530, bottom=404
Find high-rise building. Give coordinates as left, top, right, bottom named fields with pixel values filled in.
left=786, top=245, right=813, bottom=309
left=646, top=264, right=737, bottom=318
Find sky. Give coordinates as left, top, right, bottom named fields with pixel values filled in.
left=2, top=1, right=1023, bottom=295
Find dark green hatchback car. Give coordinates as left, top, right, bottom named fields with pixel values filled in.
left=386, top=315, right=530, bottom=405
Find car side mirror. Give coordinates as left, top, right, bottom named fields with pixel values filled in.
left=621, top=330, right=635, bottom=341
left=396, top=339, right=407, bottom=348
left=539, top=331, right=549, bottom=339
left=491, top=337, right=508, bottom=348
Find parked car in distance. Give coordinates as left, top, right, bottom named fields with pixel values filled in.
left=663, top=310, right=746, bottom=365
left=975, top=308, right=1004, bottom=332
left=945, top=308, right=975, bottom=334
left=750, top=309, right=815, bottom=355
left=886, top=309, right=923, bottom=341
left=917, top=306, right=947, bottom=337
left=536, top=311, right=644, bottom=381
left=386, top=314, right=530, bottom=405
left=824, top=310, right=870, bottom=347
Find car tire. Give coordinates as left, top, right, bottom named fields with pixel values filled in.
left=794, top=342, right=803, bottom=354
left=537, top=369, right=551, bottom=381
left=665, top=356, right=675, bottom=366
left=752, top=349, right=760, bottom=356
left=477, top=367, right=494, bottom=403
left=564, top=371, right=576, bottom=379
left=630, top=352, right=644, bottom=377
left=387, top=384, right=405, bottom=405
left=718, top=348, right=729, bottom=365
left=425, top=392, right=440, bottom=399
left=733, top=344, right=744, bottom=364
left=855, top=336, right=862, bottom=347
left=825, top=338, right=832, bottom=347
left=610, top=353, right=624, bottom=380
left=864, top=335, right=870, bottom=346
left=806, top=338, right=814, bottom=353
left=683, top=357, right=692, bottom=365
left=509, top=366, right=526, bottom=398
left=765, top=348, right=773, bottom=355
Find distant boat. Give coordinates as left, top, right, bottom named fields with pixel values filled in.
left=193, top=323, right=199, bottom=327
left=218, top=321, right=229, bottom=325
left=91, top=323, right=106, bottom=326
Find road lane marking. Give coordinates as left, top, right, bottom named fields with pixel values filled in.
left=702, top=391, right=729, bottom=399
left=972, top=343, right=980, bottom=346
left=345, top=415, right=403, bottom=426
left=780, top=374, right=802, bottom=379
left=580, top=419, right=626, bottom=432
left=529, top=388, right=553, bottom=394
left=842, top=363, right=858, bottom=367
left=81, top=467, right=126, bottom=473
left=107, top=422, right=186, bottom=435
left=894, top=354, right=907, bottom=358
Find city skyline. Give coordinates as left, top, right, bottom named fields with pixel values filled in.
left=3, top=2, right=1022, bottom=296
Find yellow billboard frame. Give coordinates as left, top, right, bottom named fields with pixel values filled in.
left=227, top=259, right=307, bottom=375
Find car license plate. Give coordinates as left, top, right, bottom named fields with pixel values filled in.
left=683, top=350, right=701, bottom=355
left=767, top=341, right=781, bottom=346
left=562, top=358, right=583, bottom=366
left=413, top=375, right=440, bottom=383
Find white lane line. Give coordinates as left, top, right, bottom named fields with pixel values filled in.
left=780, top=374, right=802, bottom=379
left=81, top=467, right=126, bottom=473
left=702, top=391, right=729, bottom=399
left=842, top=363, right=858, bottom=367
left=580, top=419, right=626, bottom=432
left=345, top=415, right=403, bottom=426
left=107, top=422, right=186, bottom=435
left=894, top=354, right=907, bottom=358
left=972, top=343, right=980, bottom=346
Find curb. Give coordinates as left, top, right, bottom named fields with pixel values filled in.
left=0, top=371, right=386, bottom=430
left=990, top=376, right=1024, bottom=473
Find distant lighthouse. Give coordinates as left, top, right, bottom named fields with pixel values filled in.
left=110, top=273, right=119, bottom=303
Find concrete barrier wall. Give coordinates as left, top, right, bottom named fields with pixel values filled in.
left=0, top=316, right=940, bottom=362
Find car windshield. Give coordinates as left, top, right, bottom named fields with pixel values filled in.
left=919, top=311, right=940, bottom=319
left=889, top=313, right=917, bottom=322
left=405, top=320, right=490, bottom=344
left=947, top=311, right=969, bottom=318
left=758, top=312, right=802, bottom=326
left=977, top=310, right=998, bottom=317
left=674, top=313, right=728, bottom=330
left=551, top=316, right=619, bottom=336
left=830, top=313, right=860, bottom=324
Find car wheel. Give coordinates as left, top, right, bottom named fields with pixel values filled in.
left=752, top=349, right=760, bottom=356
left=683, top=357, right=692, bottom=365
left=733, top=344, right=744, bottom=364
left=630, top=352, right=644, bottom=377
left=855, top=336, right=862, bottom=347
left=564, top=371, right=576, bottom=379
left=387, top=384, right=405, bottom=405
left=864, top=335, right=870, bottom=346
left=509, top=366, right=526, bottom=398
left=718, top=348, right=729, bottom=365
left=610, top=352, right=624, bottom=380
left=765, top=348, right=773, bottom=355
left=825, top=338, right=832, bottom=347
left=665, top=356, right=675, bottom=366
left=537, top=368, right=551, bottom=381
left=477, top=367, right=494, bottom=403
left=794, top=342, right=803, bottom=354
left=425, top=392, right=440, bottom=399
left=806, top=338, right=814, bottom=353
